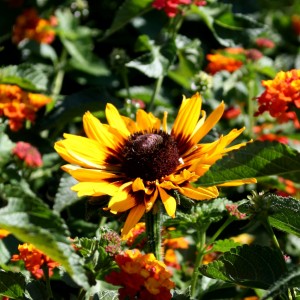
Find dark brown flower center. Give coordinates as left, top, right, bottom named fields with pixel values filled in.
left=122, top=131, right=180, bottom=181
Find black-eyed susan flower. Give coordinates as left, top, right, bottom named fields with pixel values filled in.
left=54, top=92, right=256, bottom=236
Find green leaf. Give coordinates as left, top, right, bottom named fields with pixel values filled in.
left=211, top=239, right=241, bottom=253
left=38, top=87, right=122, bottom=132
left=53, top=174, right=79, bottom=213
left=126, top=38, right=176, bottom=78
left=0, top=270, right=25, bottom=299
left=196, top=141, right=300, bottom=187
left=103, top=0, right=153, bottom=38
left=0, top=184, right=90, bottom=290
left=261, top=265, right=300, bottom=300
left=0, top=64, right=50, bottom=92
left=239, top=194, right=300, bottom=237
left=0, top=124, right=14, bottom=168
left=200, top=244, right=287, bottom=290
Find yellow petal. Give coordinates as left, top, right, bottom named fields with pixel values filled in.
left=189, top=102, right=225, bottom=145
left=132, top=177, right=145, bottom=192
left=54, top=136, right=108, bottom=169
left=108, top=192, right=137, bottom=213
left=180, top=184, right=219, bottom=200
left=171, top=93, right=202, bottom=146
left=121, top=115, right=139, bottom=133
left=157, top=186, right=176, bottom=217
left=105, top=103, right=130, bottom=138
left=144, top=188, right=158, bottom=212
left=61, top=164, right=122, bottom=181
left=136, top=110, right=161, bottom=131
left=108, top=181, right=133, bottom=207
left=71, top=181, right=119, bottom=197
left=217, top=178, right=257, bottom=186
left=83, top=111, right=124, bottom=152
left=122, top=204, right=146, bottom=236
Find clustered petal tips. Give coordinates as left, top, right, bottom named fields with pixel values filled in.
left=54, top=92, right=256, bottom=235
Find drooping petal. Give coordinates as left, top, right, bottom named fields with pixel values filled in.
left=157, top=186, right=176, bottom=217
left=61, top=165, right=123, bottom=181
left=108, top=192, right=137, bottom=213
left=54, top=135, right=108, bottom=168
left=108, top=181, right=133, bottom=208
left=71, top=181, right=120, bottom=197
left=122, top=204, right=146, bottom=236
left=144, top=188, right=158, bottom=212
left=179, top=184, right=219, bottom=200
left=217, top=178, right=257, bottom=186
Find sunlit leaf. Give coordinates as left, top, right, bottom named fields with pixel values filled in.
left=0, top=64, right=50, bottom=92
left=196, top=141, right=300, bottom=186
left=0, top=184, right=89, bottom=290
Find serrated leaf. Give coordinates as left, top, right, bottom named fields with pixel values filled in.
left=0, top=184, right=89, bottom=290
left=84, top=280, right=119, bottom=300
left=200, top=245, right=287, bottom=290
left=240, top=194, right=300, bottom=237
left=53, top=174, right=79, bottom=213
left=104, top=0, right=153, bottom=38
left=196, top=141, right=300, bottom=187
left=0, top=270, right=25, bottom=298
left=261, top=265, right=300, bottom=300
left=0, top=64, right=50, bottom=92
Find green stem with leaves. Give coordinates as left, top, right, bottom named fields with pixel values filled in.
left=42, top=264, right=53, bottom=300
left=190, top=228, right=206, bottom=299
left=145, top=201, right=162, bottom=261
left=148, top=75, right=164, bottom=113
left=51, top=47, right=68, bottom=101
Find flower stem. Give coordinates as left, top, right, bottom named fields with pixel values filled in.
left=42, top=264, right=53, bottom=300
left=247, top=79, right=255, bottom=139
left=148, top=75, right=163, bottom=113
left=209, top=217, right=234, bottom=245
left=145, top=202, right=162, bottom=261
left=51, top=47, right=68, bottom=101
left=190, top=229, right=206, bottom=299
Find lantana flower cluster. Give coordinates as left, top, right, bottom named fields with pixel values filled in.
left=12, top=8, right=57, bottom=45
left=11, top=243, right=60, bottom=279
left=105, top=249, right=175, bottom=300
left=0, top=84, right=51, bottom=131
left=12, top=141, right=43, bottom=168
left=152, top=0, right=206, bottom=18
left=255, top=69, right=300, bottom=127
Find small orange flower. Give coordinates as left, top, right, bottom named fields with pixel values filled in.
left=106, top=249, right=174, bottom=300
left=0, top=84, right=51, bottom=131
left=12, top=141, right=43, bottom=167
left=258, top=133, right=289, bottom=145
left=255, top=69, right=300, bottom=126
left=0, top=229, right=10, bottom=239
left=163, top=237, right=189, bottom=249
left=277, top=178, right=300, bottom=198
left=11, top=243, right=60, bottom=279
left=12, top=8, right=57, bottom=45
left=123, top=222, right=147, bottom=248
left=206, top=48, right=245, bottom=75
